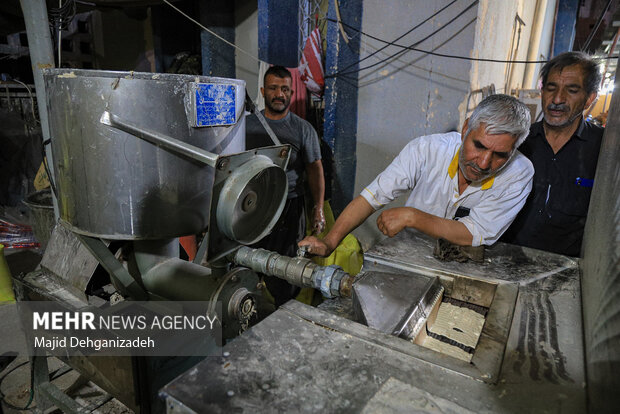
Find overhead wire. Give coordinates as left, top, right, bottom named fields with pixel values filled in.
left=326, top=16, right=550, bottom=78
left=337, top=0, right=460, bottom=75
left=150, top=0, right=617, bottom=85
left=334, top=0, right=479, bottom=80
left=580, top=0, right=613, bottom=52
left=11, top=79, right=39, bottom=124
left=329, top=16, right=619, bottom=74
left=357, top=17, right=477, bottom=88
left=47, top=0, right=76, bottom=31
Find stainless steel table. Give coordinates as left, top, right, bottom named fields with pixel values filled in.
left=161, top=230, right=584, bottom=413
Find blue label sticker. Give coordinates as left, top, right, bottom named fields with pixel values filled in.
left=194, top=84, right=236, bottom=127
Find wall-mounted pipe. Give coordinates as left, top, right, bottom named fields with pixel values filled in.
left=20, top=0, right=59, bottom=218
left=523, top=0, right=552, bottom=89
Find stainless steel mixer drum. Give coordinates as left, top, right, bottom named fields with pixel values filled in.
left=44, top=69, right=246, bottom=239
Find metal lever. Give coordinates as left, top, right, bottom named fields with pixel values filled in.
left=100, top=111, right=219, bottom=168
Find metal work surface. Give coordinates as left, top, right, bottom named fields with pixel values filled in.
left=364, top=229, right=578, bottom=285
left=162, top=235, right=585, bottom=413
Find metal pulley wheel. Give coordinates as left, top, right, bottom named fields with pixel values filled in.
left=216, top=155, right=287, bottom=244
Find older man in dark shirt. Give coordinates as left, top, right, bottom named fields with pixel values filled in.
left=503, top=52, right=604, bottom=257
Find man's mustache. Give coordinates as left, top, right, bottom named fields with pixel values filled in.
left=272, top=98, right=285, bottom=103
left=547, top=103, right=568, bottom=112
left=465, top=161, right=489, bottom=173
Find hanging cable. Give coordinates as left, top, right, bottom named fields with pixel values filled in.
left=332, top=0, right=479, bottom=79
left=357, top=17, right=476, bottom=88
left=330, top=16, right=619, bottom=70
left=339, top=0, right=460, bottom=75
left=580, top=0, right=613, bottom=52
left=327, top=17, right=549, bottom=71
left=47, top=0, right=75, bottom=31
left=162, top=0, right=261, bottom=63
left=9, top=78, right=39, bottom=124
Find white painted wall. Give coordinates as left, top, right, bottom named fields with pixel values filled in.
left=522, top=0, right=557, bottom=90
left=353, top=0, right=477, bottom=248
left=235, top=0, right=260, bottom=101
left=466, top=0, right=543, bottom=119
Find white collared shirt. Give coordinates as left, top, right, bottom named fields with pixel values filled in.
left=361, top=132, right=534, bottom=246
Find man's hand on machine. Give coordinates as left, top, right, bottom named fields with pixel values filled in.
left=298, top=236, right=334, bottom=257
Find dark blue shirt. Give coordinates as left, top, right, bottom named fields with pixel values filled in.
left=502, top=119, right=604, bottom=256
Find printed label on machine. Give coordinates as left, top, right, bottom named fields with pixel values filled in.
left=192, top=83, right=237, bottom=127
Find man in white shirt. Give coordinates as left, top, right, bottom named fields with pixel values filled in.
left=299, top=94, right=534, bottom=256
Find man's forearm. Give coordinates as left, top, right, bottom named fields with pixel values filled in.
left=409, top=208, right=473, bottom=246
left=305, top=160, right=325, bottom=208
left=323, top=196, right=375, bottom=250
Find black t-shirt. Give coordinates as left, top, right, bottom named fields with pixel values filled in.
left=502, top=119, right=604, bottom=256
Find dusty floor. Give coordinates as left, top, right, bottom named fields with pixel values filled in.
left=1, top=248, right=134, bottom=414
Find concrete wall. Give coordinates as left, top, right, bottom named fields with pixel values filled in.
left=235, top=0, right=260, bottom=100
left=467, top=0, right=538, bottom=110
left=353, top=0, right=478, bottom=248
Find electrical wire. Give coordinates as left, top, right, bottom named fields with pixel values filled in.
left=580, top=0, right=613, bottom=52
left=162, top=0, right=260, bottom=63
left=337, top=0, right=460, bottom=75
left=47, top=0, right=76, bottom=31
left=140, top=0, right=617, bottom=85
left=325, top=16, right=551, bottom=76
left=42, top=139, right=58, bottom=198
left=357, top=17, right=476, bottom=88
left=328, top=16, right=619, bottom=71
left=11, top=79, right=39, bottom=124
left=333, top=1, right=479, bottom=80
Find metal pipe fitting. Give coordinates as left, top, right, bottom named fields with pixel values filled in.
left=230, top=246, right=354, bottom=298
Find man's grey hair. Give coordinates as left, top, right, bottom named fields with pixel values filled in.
left=465, top=94, right=531, bottom=148
left=540, top=51, right=602, bottom=95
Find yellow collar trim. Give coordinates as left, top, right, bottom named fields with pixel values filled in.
left=448, top=147, right=496, bottom=190
left=481, top=175, right=495, bottom=190
left=448, top=149, right=459, bottom=179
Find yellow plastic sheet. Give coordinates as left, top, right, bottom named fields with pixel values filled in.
left=309, top=201, right=363, bottom=276
left=295, top=201, right=363, bottom=305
